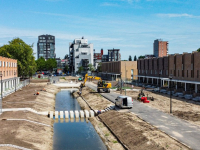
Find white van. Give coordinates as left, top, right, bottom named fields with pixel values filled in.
left=115, top=96, right=133, bottom=109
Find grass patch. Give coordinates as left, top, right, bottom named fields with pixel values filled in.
left=60, top=77, right=66, bottom=80
left=113, top=140, right=118, bottom=143
left=105, top=133, right=109, bottom=136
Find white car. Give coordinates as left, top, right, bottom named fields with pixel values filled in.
left=115, top=96, right=133, bottom=109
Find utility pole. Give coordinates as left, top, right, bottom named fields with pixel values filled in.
left=125, top=63, right=126, bottom=95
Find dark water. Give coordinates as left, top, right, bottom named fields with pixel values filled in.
left=53, top=90, right=107, bottom=150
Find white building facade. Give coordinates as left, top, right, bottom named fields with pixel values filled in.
left=69, top=37, right=94, bottom=73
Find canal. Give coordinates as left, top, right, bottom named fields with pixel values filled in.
left=53, top=89, right=107, bottom=150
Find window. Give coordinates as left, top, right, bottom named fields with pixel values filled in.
left=166, top=70, right=168, bottom=75
left=151, top=70, right=152, bottom=74
left=187, top=70, right=188, bottom=77
left=178, top=70, right=179, bottom=77
left=4, top=71, right=5, bottom=77
left=198, top=70, right=199, bottom=78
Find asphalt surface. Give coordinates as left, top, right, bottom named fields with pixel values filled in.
left=87, top=82, right=200, bottom=150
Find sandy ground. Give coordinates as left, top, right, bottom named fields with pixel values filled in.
left=99, top=111, right=189, bottom=150
left=0, top=83, right=59, bottom=150
left=74, top=87, right=190, bottom=150
left=115, top=89, right=200, bottom=127
left=80, top=87, right=113, bottom=110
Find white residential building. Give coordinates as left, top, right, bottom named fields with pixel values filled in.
left=69, top=37, right=94, bottom=73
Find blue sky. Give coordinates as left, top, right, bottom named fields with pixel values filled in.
left=0, top=0, right=200, bottom=60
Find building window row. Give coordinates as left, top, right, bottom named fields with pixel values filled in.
left=0, top=61, right=17, bottom=67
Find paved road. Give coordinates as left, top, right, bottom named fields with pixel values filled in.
left=87, top=82, right=200, bottom=150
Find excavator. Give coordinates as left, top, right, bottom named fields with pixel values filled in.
left=80, top=73, right=112, bottom=93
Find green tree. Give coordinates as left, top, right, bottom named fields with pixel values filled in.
left=63, top=65, right=69, bottom=73
left=197, top=48, right=200, bottom=52
left=64, top=54, right=69, bottom=59
left=0, top=38, right=37, bottom=78
left=88, top=63, right=95, bottom=72
left=46, top=58, right=57, bottom=72
left=138, top=55, right=145, bottom=59
left=128, top=55, right=132, bottom=61
left=36, top=57, right=46, bottom=71
left=97, top=62, right=102, bottom=72
left=78, top=66, right=84, bottom=74
left=134, top=55, right=137, bottom=61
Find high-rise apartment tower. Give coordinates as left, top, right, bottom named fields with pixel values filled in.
left=153, top=39, right=168, bottom=57
left=37, top=34, right=56, bottom=60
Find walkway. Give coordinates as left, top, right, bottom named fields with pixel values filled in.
left=87, top=82, right=200, bottom=150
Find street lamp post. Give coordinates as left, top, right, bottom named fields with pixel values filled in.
left=0, top=72, right=3, bottom=113
left=169, top=75, right=173, bottom=113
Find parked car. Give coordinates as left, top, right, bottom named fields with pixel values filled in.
left=115, top=96, right=133, bottom=109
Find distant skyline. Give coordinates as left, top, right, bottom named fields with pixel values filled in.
left=0, top=0, right=200, bottom=60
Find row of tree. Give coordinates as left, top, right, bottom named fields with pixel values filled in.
left=35, top=57, right=57, bottom=72
left=128, top=55, right=137, bottom=61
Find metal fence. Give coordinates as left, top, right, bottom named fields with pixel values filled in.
left=1, top=79, right=30, bottom=99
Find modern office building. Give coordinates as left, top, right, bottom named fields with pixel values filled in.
left=69, top=37, right=94, bottom=73
left=37, top=34, right=56, bottom=60
left=0, top=56, right=19, bottom=93
left=108, top=48, right=121, bottom=61
left=153, top=39, right=168, bottom=57
left=101, top=48, right=121, bottom=62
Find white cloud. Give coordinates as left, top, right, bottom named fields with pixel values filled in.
left=157, top=13, right=200, bottom=18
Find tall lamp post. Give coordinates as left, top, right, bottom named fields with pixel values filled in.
left=169, top=75, right=173, bottom=113
left=0, top=72, right=3, bottom=113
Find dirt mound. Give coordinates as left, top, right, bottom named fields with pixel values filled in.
left=173, top=111, right=200, bottom=122
left=99, top=111, right=189, bottom=150
left=79, top=87, right=113, bottom=110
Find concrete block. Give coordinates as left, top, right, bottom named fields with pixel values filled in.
left=101, top=110, right=105, bottom=113
left=65, top=111, right=69, bottom=118
left=75, top=110, right=79, bottom=118
left=50, top=111, right=53, bottom=118
left=60, top=111, right=64, bottom=119
left=80, top=110, right=84, bottom=118
left=84, top=110, right=89, bottom=118
left=90, top=110, right=94, bottom=117
left=55, top=111, right=58, bottom=118
left=70, top=111, right=74, bottom=118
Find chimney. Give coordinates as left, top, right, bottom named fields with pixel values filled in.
left=101, top=49, right=103, bottom=56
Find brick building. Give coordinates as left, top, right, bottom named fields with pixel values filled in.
left=137, top=51, right=200, bottom=93
left=0, top=56, right=19, bottom=94
left=153, top=39, right=168, bottom=57
left=101, top=61, right=137, bottom=81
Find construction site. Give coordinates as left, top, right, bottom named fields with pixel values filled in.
left=0, top=76, right=199, bottom=150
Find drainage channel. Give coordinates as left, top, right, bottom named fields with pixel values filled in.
left=53, top=89, right=107, bottom=150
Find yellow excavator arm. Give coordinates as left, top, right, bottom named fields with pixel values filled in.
left=81, top=73, right=102, bottom=87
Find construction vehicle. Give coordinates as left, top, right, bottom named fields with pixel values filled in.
left=80, top=73, right=112, bottom=93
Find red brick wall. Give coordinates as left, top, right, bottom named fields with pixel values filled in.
left=0, top=56, right=18, bottom=80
